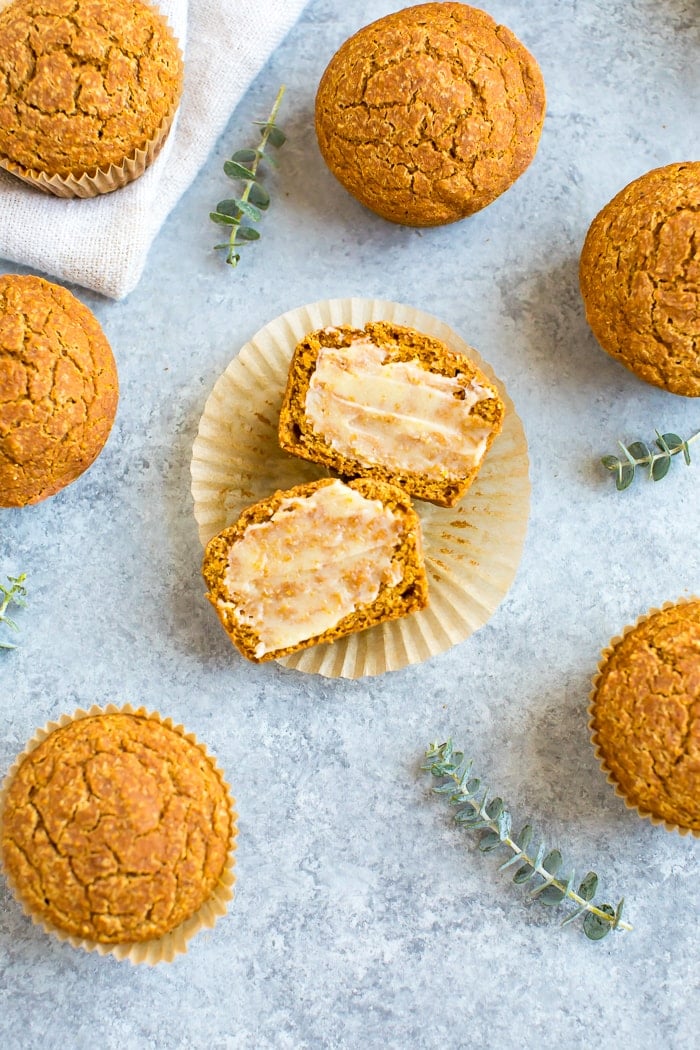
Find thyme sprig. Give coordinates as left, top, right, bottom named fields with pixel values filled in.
left=602, top=429, right=699, bottom=491
left=0, top=573, right=27, bottom=649
left=211, top=85, right=286, bottom=267
left=424, top=740, right=631, bottom=940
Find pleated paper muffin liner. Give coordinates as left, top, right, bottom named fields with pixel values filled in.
left=0, top=704, right=238, bottom=964
left=0, top=1, right=183, bottom=198
left=191, top=298, right=530, bottom=679
left=589, top=597, right=700, bottom=838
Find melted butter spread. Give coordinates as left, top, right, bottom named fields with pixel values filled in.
left=223, top=480, right=403, bottom=657
left=305, top=340, right=495, bottom=477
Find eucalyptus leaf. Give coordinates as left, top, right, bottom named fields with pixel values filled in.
left=542, top=849, right=562, bottom=876
left=602, top=428, right=699, bottom=490
left=210, top=211, right=240, bottom=226
left=513, top=864, right=535, bottom=885
left=583, top=905, right=615, bottom=940
left=233, top=198, right=263, bottom=222
left=538, top=885, right=567, bottom=907
left=627, top=441, right=651, bottom=460
left=485, top=797, right=504, bottom=820
left=215, top=199, right=243, bottom=217
left=478, top=831, right=502, bottom=853
left=651, top=455, right=671, bottom=481
left=248, top=183, right=271, bottom=210
left=578, top=872, right=598, bottom=900
left=224, top=160, right=256, bottom=180
left=231, top=148, right=259, bottom=165
left=617, top=465, right=635, bottom=491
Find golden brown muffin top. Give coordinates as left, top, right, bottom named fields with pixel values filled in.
left=0, top=712, right=233, bottom=944
left=315, top=2, right=546, bottom=226
left=0, top=0, right=183, bottom=177
left=591, top=601, right=700, bottom=831
left=0, top=274, right=118, bottom=507
left=579, top=162, right=700, bottom=397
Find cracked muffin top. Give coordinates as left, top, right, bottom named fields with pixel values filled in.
left=0, top=274, right=118, bottom=507
left=314, top=2, right=546, bottom=227
left=590, top=600, right=700, bottom=834
left=579, top=162, right=700, bottom=396
left=0, top=711, right=234, bottom=945
left=0, top=0, right=183, bottom=179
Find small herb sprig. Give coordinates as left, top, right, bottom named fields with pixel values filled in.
left=0, top=573, right=27, bottom=649
left=424, top=740, right=631, bottom=940
left=210, top=86, right=286, bottom=267
left=602, top=429, right=699, bottom=491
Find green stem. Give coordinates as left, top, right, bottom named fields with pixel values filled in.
left=227, top=85, right=286, bottom=266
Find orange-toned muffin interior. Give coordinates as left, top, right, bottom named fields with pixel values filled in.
left=0, top=712, right=234, bottom=944
left=591, top=600, right=700, bottom=832
left=0, top=0, right=183, bottom=178
left=0, top=274, right=119, bottom=507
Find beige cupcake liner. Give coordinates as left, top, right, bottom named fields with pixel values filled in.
left=589, top=596, right=700, bottom=838
left=0, top=703, right=238, bottom=964
left=0, top=1, right=183, bottom=198
left=191, top=297, right=531, bottom=679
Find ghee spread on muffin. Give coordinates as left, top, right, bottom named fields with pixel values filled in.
left=590, top=600, right=700, bottom=834
left=278, top=321, right=505, bottom=507
left=0, top=711, right=234, bottom=944
left=0, top=0, right=183, bottom=193
left=579, top=162, right=700, bottom=396
left=0, top=274, right=118, bottom=507
left=315, top=2, right=546, bottom=226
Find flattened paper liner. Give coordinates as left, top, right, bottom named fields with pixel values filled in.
left=191, top=298, right=530, bottom=678
left=589, top=597, right=700, bottom=838
left=0, top=704, right=237, bottom=964
left=0, top=1, right=183, bottom=198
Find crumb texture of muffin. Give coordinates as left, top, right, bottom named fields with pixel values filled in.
left=590, top=600, right=700, bottom=833
left=314, top=2, right=545, bottom=226
left=579, top=162, right=700, bottom=396
left=278, top=321, right=505, bottom=507
left=0, top=711, right=234, bottom=944
left=0, top=274, right=118, bottom=507
left=202, top=476, right=429, bottom=662
left=0, top=0, right=183, bottom=185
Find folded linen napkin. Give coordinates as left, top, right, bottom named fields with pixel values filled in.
left=0, top=0, right=308, bottom=299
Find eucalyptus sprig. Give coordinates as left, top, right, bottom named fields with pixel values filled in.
left=424, top=740, right=631, bottom=940
left=211, top=86, right=286, bottom=267
left=0, top=573, right=27, bottom=649
left=602, top=429, right=699, bottom=491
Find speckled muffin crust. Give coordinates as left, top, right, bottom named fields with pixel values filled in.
left=590, top=600, right=700, bottom=834
left=0, top=0, right=183, bottom=183
left=0, top=274, right=118, bottom=507
left=203, top=476, right=429, bottom=663
left=314, top=2, right=546, bottom=226
left=579, top=162, right=700, bottom=396
left=0, top=711, right=234, bottom=944
left=278, top=321, right=505, bottom=507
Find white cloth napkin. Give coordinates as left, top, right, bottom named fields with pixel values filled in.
left=0, top=0, right=308, bottom=299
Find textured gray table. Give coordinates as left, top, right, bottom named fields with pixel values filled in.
left=1, top=1, right=699, bottom=1047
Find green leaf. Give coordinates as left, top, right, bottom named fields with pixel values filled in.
left=210, top=211, right=239, bottom=226
left=233, top=198, right=263, bottom=222
left=659, top=433, right=683, bottom=451
left=223, top=160, right=256, bottom=180
left=478, top=830, right=502, bottom=853
left=513, top=864, right=535, bottom=885
left=497, top=809, right=512, bottom=841
left=627, top=441, right=650, bottom=461
left=231, top=148, right=259, bottom=165
left=516, top=824, right=533, bottom=850
left=485, top=797, right=504, bottom=820
left=215, top=198, right=243, bottom=217
left=248, top=183, right=271, bottom=210
left=268, top=125, right=286, bottom=147
left=578, top=872, right=599, bottom=901
left=539, top=885, right=567, bottom=906
left=601, top=455, right=621, bottom=472
left=651, top=455, right=671, bottom=481
left=583, top=904, right=615, bottom=940
left=616, top=465, right=635, bottom=491
left=542, top=849, right=562, bottom=876
left=236, top=227, right=261, bottom=242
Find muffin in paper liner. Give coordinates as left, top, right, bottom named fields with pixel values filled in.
left=0, top=704, right=237, bottom=964
left=589, top=598, right=700, bottom=838
left=0, top=0, right=184, bottom=198
left=190, top=298, right=530, bottom=679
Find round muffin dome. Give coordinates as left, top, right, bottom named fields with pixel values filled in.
left=0, top=709, right=235, bottom=948
left=0, top=0, right=183, bottom=194
left=0, top=274, right=119, bottom=507
left=579, top=162, right=700, bottom=396
left=590, top=599, right=700, bottom=835
left=314, top=2, right=546, bottom=227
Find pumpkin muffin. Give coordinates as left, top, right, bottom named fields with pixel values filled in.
left=278, top=321, right=505, bottom=507
left=0, top=0, right=184, bottom=197
left=590, top=600, right=700, bottom=835
left=0, top=274, right=118, bottom=507
left=314, top=2, right=546, bottom=226
left=203, top=476, right=429, bottom=663
left=0, top=707, right=236, bottom=960
left=579, top=162, right=700, bottom=396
